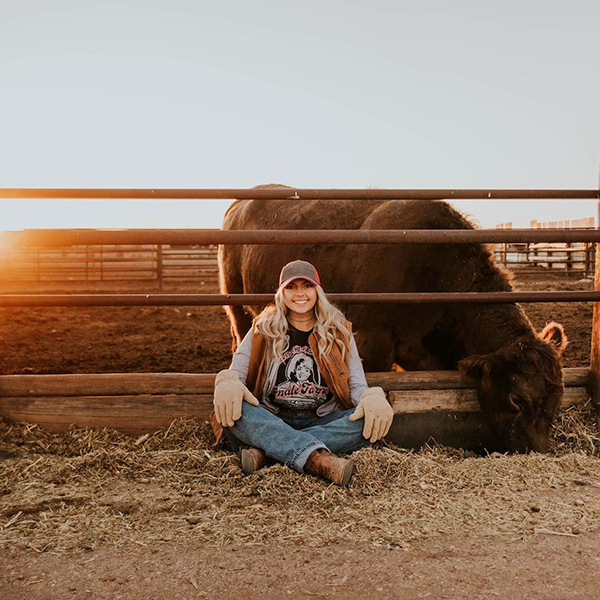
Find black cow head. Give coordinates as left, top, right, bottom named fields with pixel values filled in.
left=458, top=322, right=568, bottom=453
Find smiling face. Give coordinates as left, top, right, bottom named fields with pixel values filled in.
left=282, top=279, right=317, bottom=321
left=295, top=359, right=312, bottom=382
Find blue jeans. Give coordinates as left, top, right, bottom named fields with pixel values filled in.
left=223, top=403, right=370, bottom=473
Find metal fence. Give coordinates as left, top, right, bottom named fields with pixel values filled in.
left=0, top=244, right=219, bottom=286
left=0, top=240, right=595, bottom=284
left=494, top=217, right=596, bottom=276
left=0, top=186, right=598, bottom=425
left=494, top=242, right=596, bottom=277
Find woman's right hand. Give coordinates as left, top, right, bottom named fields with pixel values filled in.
left=213, top=369, right=259, bottom=427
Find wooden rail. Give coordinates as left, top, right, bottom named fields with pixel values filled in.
left=0, top=368, right=590, bottom=450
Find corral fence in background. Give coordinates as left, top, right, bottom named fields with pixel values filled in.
left=0, top=187, right=598, bottom=444
left=0, top=243, right=219, bottom=286
left=495, top=217, right=596, bottom=277
left=0, top=238, right=597, bottom=286
left=495, top=242, right=595, bottom=277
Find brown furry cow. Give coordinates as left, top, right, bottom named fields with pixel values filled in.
left=219, top=186, right=568, bottom=453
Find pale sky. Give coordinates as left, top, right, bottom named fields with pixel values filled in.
left=0, top=0, right=598, bottom=231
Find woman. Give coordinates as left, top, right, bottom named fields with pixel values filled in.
left=211, top=260, right=393, bottom=486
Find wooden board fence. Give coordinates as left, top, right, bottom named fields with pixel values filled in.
left=0, top=368, right=589, bottom=450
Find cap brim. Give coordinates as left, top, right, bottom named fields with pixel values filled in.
left=279, top=276, right=319, bottom=289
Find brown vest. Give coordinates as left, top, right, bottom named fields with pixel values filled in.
left=210, top=328, right=354, bottom=445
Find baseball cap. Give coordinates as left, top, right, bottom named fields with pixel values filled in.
left=278, top=260, right=321, bottom=289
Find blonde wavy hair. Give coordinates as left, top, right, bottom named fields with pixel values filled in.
left=253, top=284, right=354, bottom=369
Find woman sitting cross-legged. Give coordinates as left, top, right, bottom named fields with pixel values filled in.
left=210, top=260, right=393, bottom=487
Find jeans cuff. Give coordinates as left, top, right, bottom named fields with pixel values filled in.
left=293, top=441, right=328, bottom=474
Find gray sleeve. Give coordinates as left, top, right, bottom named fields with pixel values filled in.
left=229, top=329, right=254, bottom=385
left=347, top=336, right=369, bottom=406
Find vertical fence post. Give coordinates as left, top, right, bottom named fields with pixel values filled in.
left=591, top=178, right=600, bottom=427
left=585, top=243, right=591, bottom=278
left=157, top=244, right=164, bottom=290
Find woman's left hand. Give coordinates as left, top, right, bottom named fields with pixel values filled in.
left=349, top=387, right=394, bottom=443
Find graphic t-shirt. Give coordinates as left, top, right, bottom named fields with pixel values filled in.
left=270, top=324, right=332, bottom=412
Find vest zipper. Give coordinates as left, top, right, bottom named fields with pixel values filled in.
left=331, top=352, right=344, bottom=375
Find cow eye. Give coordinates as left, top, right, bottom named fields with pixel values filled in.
left=508, top=393, right=524, bottom=412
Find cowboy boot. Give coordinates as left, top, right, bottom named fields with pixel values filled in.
left=304, top=449, right=354, bottom=487
left=240, top=447, right=269, bottom=475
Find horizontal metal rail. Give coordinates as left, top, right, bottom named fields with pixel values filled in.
left=0, top=188, right=598, bottom=200
left=3, top=229, right=600, bottom=247
left=1, top=291, right=599, bottom=307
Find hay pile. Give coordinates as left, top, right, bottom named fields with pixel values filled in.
left=1, top=403, right=599, bottom=554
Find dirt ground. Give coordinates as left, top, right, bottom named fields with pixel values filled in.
left=2, top=532, right=600, bottom=600
left=0, top=280, right=232, bottom=375
left=0, top=270, right=598, bottom=599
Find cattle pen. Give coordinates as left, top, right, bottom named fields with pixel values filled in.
left=0, top=240, right=593, bottom=285
left=0, top=186, right=599, bottom=449
left=0, top=243, right=220, bottom=285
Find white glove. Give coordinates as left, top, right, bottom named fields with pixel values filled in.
left=213, top=369, right=259, bottom=427
left=349, top=387, right=394, bottom=443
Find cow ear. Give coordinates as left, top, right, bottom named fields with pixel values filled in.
left=458, top=353, right=493, bottom=382
left=540, top=322, right=568, bottom=356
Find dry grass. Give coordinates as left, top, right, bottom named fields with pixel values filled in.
left=1, top=403, right=599, bottom=554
